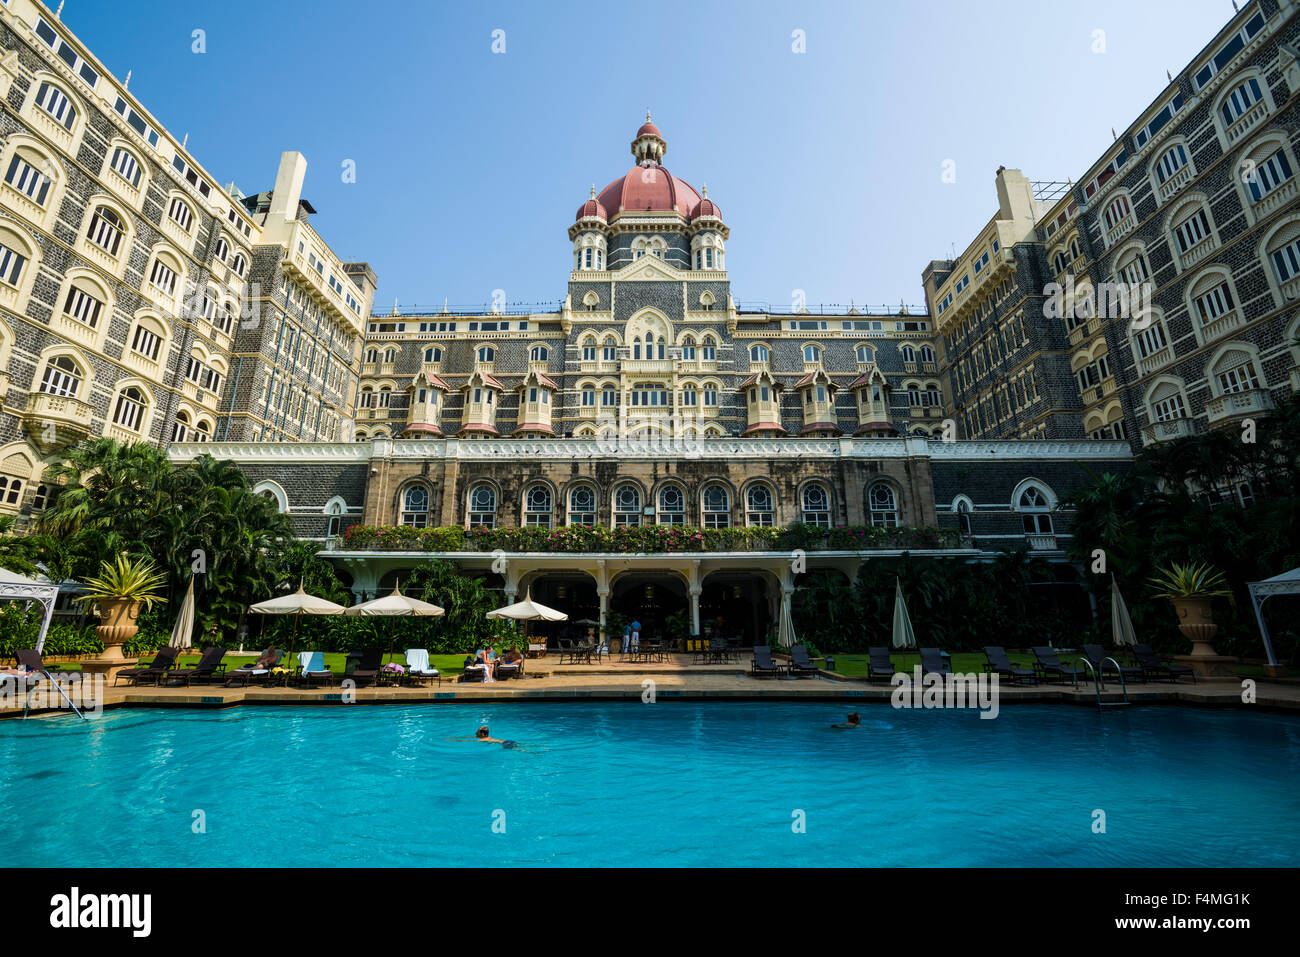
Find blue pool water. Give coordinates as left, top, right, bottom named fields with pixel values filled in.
left=2, top=702, right=1298, bottom=867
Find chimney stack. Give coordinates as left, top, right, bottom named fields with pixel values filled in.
left=268, top=151, right=308, bottom=223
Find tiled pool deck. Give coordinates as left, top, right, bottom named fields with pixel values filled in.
left=4, top=654, right=1297, bottom=717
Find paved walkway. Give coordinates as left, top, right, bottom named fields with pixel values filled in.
left=4, top=661, right=1298, bottom=717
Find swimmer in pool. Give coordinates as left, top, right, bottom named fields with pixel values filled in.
left=445, top=725, right=524, bottom=749
left=831, top=712, right=862, bottom=729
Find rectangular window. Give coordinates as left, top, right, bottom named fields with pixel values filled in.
left=1194, top=11, right=1266, bottom=89
left=63, top=287, right=102, bottom=328
left=1248, top=151, right=1293, bottom=202
left=1217, top=362, right=1259, bottom=395
left=113, top=96, right=160, bottom=148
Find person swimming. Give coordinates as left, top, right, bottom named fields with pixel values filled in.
left=831, top=712, right=862, bottom=729
left=473, top=725, right=520, bottom=749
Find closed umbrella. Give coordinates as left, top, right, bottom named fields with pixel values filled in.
left=169, top=576, right=196, bottom=651
left=891, top=578, right=917, bottom=651
left=777, top=590, right=797, bottom=649
left=344, top=581, right=445, bottom=664
left=248, top=581, right=345, bottom=663
left=1111, top=575, right=1138, bottom=649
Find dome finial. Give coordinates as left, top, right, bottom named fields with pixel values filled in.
left=702, top=183, right=708, bottom=198
left=646, top=108, right=652, bottom=123
left=590, top=184, right=596, bottom=199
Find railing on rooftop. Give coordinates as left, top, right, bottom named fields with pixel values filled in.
left=379, top=302, right=566, bottom=317
left=734, top=302, right=930, bottom=316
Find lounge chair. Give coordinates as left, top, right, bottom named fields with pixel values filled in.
left=1031, top=646, right=1078, bottom=683
left=919, top=647, right=951, bottom=677
left=171, top=647, right=227, bottom=686
left=225, top=648, right=282, bottom=687
left=294, top=651, right=335, bottom=686
left=114, top=646, right=180, bottom=686
left=346, top=649, right=382, bottom=686
left=1081, top=644, right=1146, bottom=684
left=458, top=654, right=487, bottom=683
left=788, top=645, right=821, bottom=677
left=14, top=649, right=82, bottom=683
left=866, top=647, right=896, bottom=683
left=402, top=649, right=442, bottom=686
left=751, top=645, right=785, bottom=678
left=1130, top=643, right=1196, bottom=683
left=496, top=654, right=526, bottom=680
left=982, top=646, right=1037, bottom=685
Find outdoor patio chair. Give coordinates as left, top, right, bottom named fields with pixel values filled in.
left=788, top=644, right=820, bottom=677
left=114, top=646, right=180, bottom=687
left=294, top=651, right=335, bottom=686
left=866, top=647, right=896, bottom=683
left=1031, top=646, right=1078, bottom=683
left=458, top=655, right=487, bottom=682
left=1130, top=643, right=1195, bottom=683
left=982, top=646, right=1037, bottom=685
left=171, top=647, right=228, bottom=686
left=496, top=651, right=526, bottom=679
left=346, top=649, right=383, bottom=686
left=402, top=649, right=441, bottom=686
left=224, top=648, right=281, bottom=686
left=14, top=649, right=82, bottom=682
left=750, top=645, right=785, bottom=678
left=1081, top=644, right=1146, bottom=685
left=919, top=647, right=951, bottom=678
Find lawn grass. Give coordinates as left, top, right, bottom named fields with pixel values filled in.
left=47, top=651, right=472, bottom=677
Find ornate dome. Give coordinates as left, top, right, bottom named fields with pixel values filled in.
left=575, top=185, right=607, bottom=222
left=596, top=165, right=701, bottom=218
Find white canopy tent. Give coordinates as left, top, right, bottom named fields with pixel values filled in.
left=0, top=568, right=61, bottom=653
left=1247, top=566, right=1300, bottom=669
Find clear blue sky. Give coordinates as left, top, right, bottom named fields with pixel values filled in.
left=62, top=0, right=1242, bottom=312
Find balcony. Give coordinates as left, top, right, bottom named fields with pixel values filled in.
left=1157, top=167, right=1194, bottom=203
left=23, top=393, right=94, bottom=451
left=1199, top=309, right=1244, bottom=343
left=1141, top=417, right=1196, bottom=446
left=1205, top=388, right=1274, bottom=425
left=1137, top=346, right=1172, bottom=376
left=1282, top=276, right=1300, bottom=302
left=621, top=358, right=674, bottom=375
left=1, top=181, right=47, bottom=228
left=1105, top=214, right=1136, bottom=246
left=104, top=423, right=142, bottom=444
left=1025, top=534, right=1058, bottom=552
left=1225, top=101, right=1269, bottom=144
left=1180, top=235, right=1218, bottom=269
left=1252, top=178, right=1298, bottom=220
left=27, top=107, right=73, bottom=152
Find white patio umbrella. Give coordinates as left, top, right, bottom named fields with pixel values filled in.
left=486, top=588, right=568, bottom=622
left=168, top=576, right=196, bottom=651
left=344, top=581, right=444, bottom=663
left=891, top=578, right=917, bottom=651
left=248, top=580, right=345, bottom=661
left=1110, top=575, right=1138, bottom=649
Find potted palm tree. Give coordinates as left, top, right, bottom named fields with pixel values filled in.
left=1148, top=562, right=1230, bottom=658
left=76, top=554, right=167, bottom=660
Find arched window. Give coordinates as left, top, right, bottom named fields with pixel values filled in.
left=34, top=80, right=77, bottom=129
left=326, top=500, right=345, bottom=537
left=657, top=484, right=685, bottom=526
left=1209, top=348, right=1262, bottom=396
left=1018, top=486, right=1053, bottom=536
left=171, top=410, right=190, bottom=442
left=477, top=346, right=495, bottom=363
left=231, top=253, right=248, bottom=277
left=855, top=344, right=875, bottom=364
left=702, top=384, right=718, bottom=408
left=468, top=484, right=497, bottom=528
left=167, top=196, right=194, bottom=232
left=601, top=385, right=618, bottom=408
left=108, top=146, right=142, bottom=188
left=0, top=476, right=24, bottom=507
left=868, top=483, right=898, bottom=528
left=746, top=484, right=775, bottom=527
left=5, top=145, right=55, bottom=206
left=955, top=498, right=973, bottom=537
left=112, top=386, right=147, bottom=432
left=530, top=345, right=548, bottom=362
left=581, top=384, right=596, bottom=407
left=602, top=338, right=617, bottom=362
left=192, top=419, right=211, bottom=442
left=581, top=337, right=597, bottom=361
left=524, top=485, right=552, bottom=528
left=0, top=230, right=32, bottom=289
left=701, top=336, right=716, bottom=362
left=702, top=483, right=730, bottom=529
left=800, top=483, right=830, bottom=528
left=919, top=345, right=936, bottom=364
left=87, top=206, right=124, bottom=257
left=365, top=347, right=378, bottom=363
left=750, top=344, right=769, bottom=363
left=681, top=336, right=697, bottom=361
left=401, top=484, right=431, bottom=528
left=424, top=346, right=442, bottom=363
left=802, top=344, right=822, bottom=363
left=39, top=355, right=82, bottom=398
left=900, top=344, right=916, bottom=364
left=613, top=484, right=642, bottom=527
left=568, top=485, right=597, bottom=526
left=383, top=347, right=396, bottom=363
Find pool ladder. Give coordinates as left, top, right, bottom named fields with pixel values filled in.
left=1072, top=657, right=1129, bottom=707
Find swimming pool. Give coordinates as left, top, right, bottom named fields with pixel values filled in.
left=3, top=703, right=1297, bottom=867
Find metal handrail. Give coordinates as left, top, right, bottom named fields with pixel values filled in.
left=1072, top=657, right=1103, bottom=707
left=23, top=669, right=86, bottom=720
left=1102, top=656, right=1130, bottom=703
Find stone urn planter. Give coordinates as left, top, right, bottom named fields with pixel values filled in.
left=93, top=598, right=144, bottom=660
left=1170, top=596, right=1219, bottom=657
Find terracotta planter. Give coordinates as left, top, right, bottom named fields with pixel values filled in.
left=95, top=598, right=143, bottom=661
left=1171, top=596, right=1219, bottom=657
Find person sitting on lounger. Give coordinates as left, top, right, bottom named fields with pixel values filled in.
left=832, top=712, right=862, bottom=729
left=502, top=647, right=523, bottom=666
left=472, top=647, right=497, bottom=682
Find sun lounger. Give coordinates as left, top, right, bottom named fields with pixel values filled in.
left=294, top=651, right=335, bottom=686
left=496, top=656, right=525, bottom=680
left=458, top=655, right=487, bottom=683
left=15, top=649, right=82, bottom=683
left=788, top=644, right=820, bottom=677
left=866, top=647, right=896, bottom=683
left=114, top=646, right=180, bottom=686
left=402, top=649, right=441, bottom=686
left=1031, top=646, right=1077, bottom=683
left=1131, top=643, right=1196, bottom=683
left=346, top=649, right=382, bottom=686
left=982, top=646, right=1037, bottom=685
left=224, top=648, right=281, bottom=686
left=919, top=647, right=951, bottom=677
left=751, top=645, right=785, bottom=678
left=171, top=647, right=227, bottom=686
